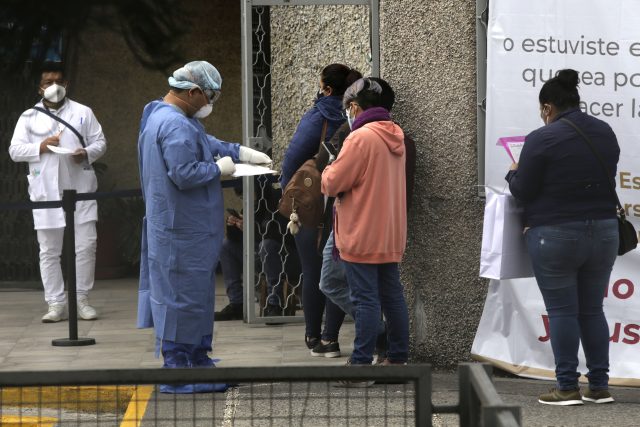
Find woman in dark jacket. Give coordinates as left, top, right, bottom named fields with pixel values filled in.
left=507, top=69, right=620, bottom=406
left=281, top=64, right=361, bottom=354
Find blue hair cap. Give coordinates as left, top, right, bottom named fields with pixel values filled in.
left=168, top=61, right=222, bottom=91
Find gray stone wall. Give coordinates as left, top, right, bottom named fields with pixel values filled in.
left=270, top=1, right=487, bottom=367
left=379, top=0, right=486, bottom=367
left=270, top=5, right=371, bottom=168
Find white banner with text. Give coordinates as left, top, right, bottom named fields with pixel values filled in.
left=474, top=0, right=640, bottom=386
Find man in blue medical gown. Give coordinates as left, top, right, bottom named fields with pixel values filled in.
left=136, top=61, right=271, bottom=393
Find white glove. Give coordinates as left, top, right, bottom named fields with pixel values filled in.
left=216, top=156, right=236, bottom=176
left=239, top=146, right=272, bottom=165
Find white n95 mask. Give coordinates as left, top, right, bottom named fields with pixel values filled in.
left=42, top=84, right=66, bottom=103
left=194, top=103, right=213, bottom=119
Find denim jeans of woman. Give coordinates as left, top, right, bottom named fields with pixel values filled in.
left=525, top=218, right=618, bottom=391
left=294, top=226, right=346, bottom=341
left=319, top=231, right=385, bottom=337
left=343, top=261, right=409, bottom=364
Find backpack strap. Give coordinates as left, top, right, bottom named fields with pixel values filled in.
left=318, top=120, right=328, bottom=152
left=32, top=106, right=86, bottom=148
left=560, top=118, right=622, bottom=214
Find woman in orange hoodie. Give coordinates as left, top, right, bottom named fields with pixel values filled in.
left=321, top=78, right=409, bottom=368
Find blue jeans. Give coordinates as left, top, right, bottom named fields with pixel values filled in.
left=319, top=231, right=386, bottom=336
left=319, top=231, right=353, bottom=315
left=525, top=219, right=618, bottom=391
left=294, top=226, right=346, bottom=341
left=343, top=261, right=409, bottom=364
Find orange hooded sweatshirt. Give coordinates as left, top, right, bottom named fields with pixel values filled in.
left=321, top=120, right=407, bottom=264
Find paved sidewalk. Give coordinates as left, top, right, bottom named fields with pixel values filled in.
left=0, top=278, right=638, bottom=426
left=0, top=277, right=354, bottom=370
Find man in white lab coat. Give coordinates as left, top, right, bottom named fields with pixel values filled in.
left=9, top=62, right=107, bottom=322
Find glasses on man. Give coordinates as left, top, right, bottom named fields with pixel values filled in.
left=203, top=88, right=221, bottom=104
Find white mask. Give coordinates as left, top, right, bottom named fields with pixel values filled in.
left=346, top=108, right=355, bottom=130
left=194, top=103, right=213, bottom=119
left=42, top=84, right=66, bottom=103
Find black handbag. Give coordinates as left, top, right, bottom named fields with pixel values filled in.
left=561, top=118, right=638, bottom=255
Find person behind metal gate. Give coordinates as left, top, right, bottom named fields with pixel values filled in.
left=9, top=61, right=107, bottom=323
left=280, top=64, right=362, bottom=356
left=506, top=69, right=620, bottom=406
left=136, top=60, right=271, bottom=393
left=322, top=78, right=409, bottom=384
left=215, top=176, right=300, bottom=321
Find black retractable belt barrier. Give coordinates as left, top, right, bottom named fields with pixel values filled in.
left=0, top=179, right=242, bottom=347
left=52, top=190, right=96, bottom=346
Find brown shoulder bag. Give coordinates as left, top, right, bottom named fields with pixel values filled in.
left=278, top=120, right=328, bottom=234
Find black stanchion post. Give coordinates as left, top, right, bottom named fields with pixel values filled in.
left=52, top=190, right=95, bottom=347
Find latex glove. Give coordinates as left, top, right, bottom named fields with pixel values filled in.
left=239, top=146, right=272, bottom=165
left=216, top=156, right=236, bottom=176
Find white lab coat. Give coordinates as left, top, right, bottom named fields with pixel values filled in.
left=9, top=99, right=107, bottom=229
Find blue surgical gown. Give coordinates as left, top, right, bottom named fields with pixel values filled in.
left=136, top=100, right=240, bottom=347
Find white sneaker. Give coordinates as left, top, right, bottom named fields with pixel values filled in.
left=42, top=303, right=68, bottom=323
left=77, top=296, right=98, bottom=320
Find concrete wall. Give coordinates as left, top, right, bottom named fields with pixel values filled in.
left=270, top=5, right=371, bottom=167
left=270, top=1, right=486, bottom=367
left=379, top=0, right=486, bottom=367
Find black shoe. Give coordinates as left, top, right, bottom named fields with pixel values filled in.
left=264, top=304, right=283, bottom=317
left=214, top=303, right=243, bottom=321
left=263, top=304, right=284, bottom=325
left=305, top=336, right=320, bottom=350
left=311, top=341, right=341, bottom=358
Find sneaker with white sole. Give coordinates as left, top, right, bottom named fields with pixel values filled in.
left=42, top=303, right=68, bottom=323
left=77, top=296, right=98, bottom=320
left=311, top=341, right=341, bottom=358
left=538, top=388, right=583, bottom=406
left=582, top=389, right=614, bottom=404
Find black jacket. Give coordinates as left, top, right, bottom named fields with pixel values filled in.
left=506, top=108, right=620, bottom=227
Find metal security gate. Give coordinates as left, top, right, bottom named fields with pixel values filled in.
left=240, top=0, right=379, bottom=324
